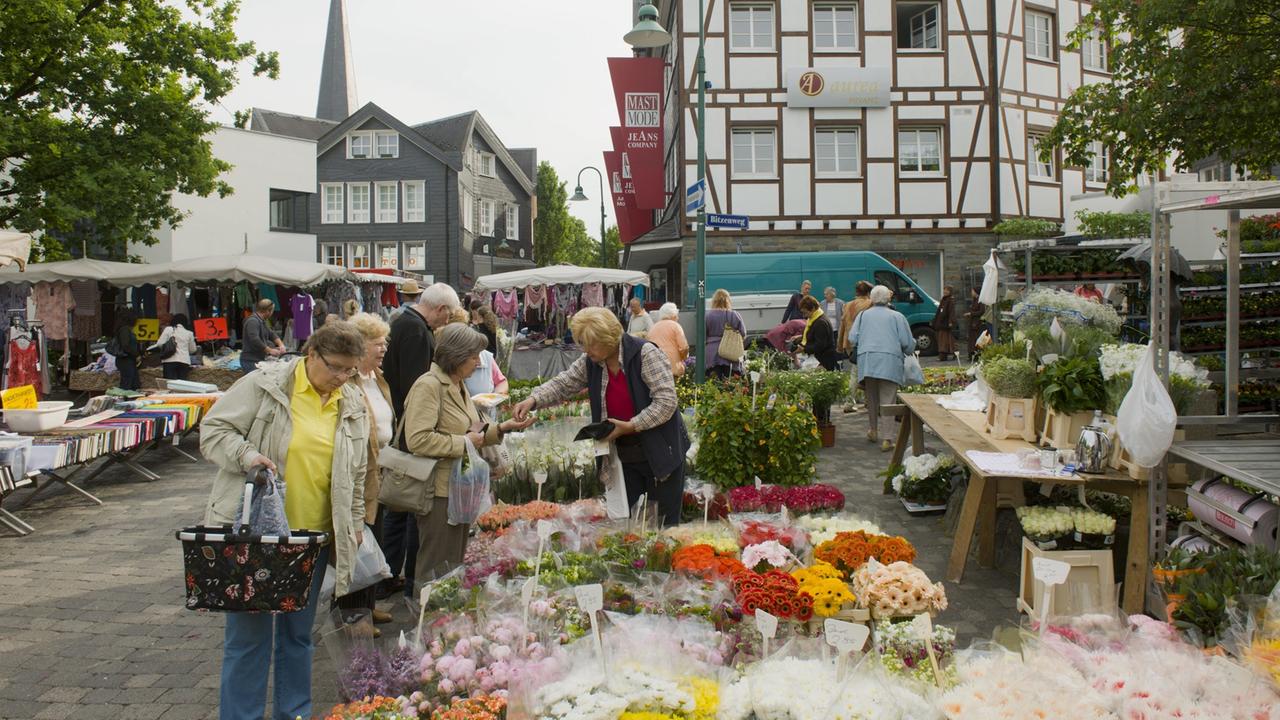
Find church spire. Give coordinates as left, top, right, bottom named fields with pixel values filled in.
left=316, top=0, right=357, bottom=121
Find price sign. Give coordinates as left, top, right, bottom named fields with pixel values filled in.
left=699, top=485, right=716, bottom=525
left=521, top=575, right=538, bottom=634
left=1033, top=556, right=1072, bottom=635
left=533, top=470, right=548, bottom=501
left=194, top=317, right=229, bottom=342
left=133, top=318, right=160, bottom=342
left=756, top=609, right=778, bottom=658
left=824, top=619, right=869, bottom=654
left=536, top=519, right=554, bottom=540
left=414, top=583, right=433, bottom=646
left=754, top=476, right=763, bottom=491
left=749, top=371, right=761, bottom=384
left=1, top=385, right=38, bottom=410
left=911, top=614, right=945, bottom=686
left=575, top=583, right=606, bottom=672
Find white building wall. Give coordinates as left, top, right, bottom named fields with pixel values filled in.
left=139, top=126, right=317, bottom=263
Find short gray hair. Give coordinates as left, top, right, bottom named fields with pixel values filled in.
left=421, top=282, right=461, bottom=310
left=870, top=285, right=893, bottom=305
left=656, top=302, right=680, bottom=322
left=433, top=323, right=487, bottom=374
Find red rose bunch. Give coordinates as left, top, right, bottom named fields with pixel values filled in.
left=732, top=569, right=814, bottom=622
left=728, top=484, right=846, bottom=514
left=737, top=519, right=810, bottom=551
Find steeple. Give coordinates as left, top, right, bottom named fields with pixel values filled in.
left=316, top=0, right=357, bottom=121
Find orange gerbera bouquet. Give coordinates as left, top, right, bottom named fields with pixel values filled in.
left=672, top=543, right=747, bottom=580
left=814, top=531, right=917, bottom=575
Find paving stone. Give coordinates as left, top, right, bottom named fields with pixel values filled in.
left=35, top=687, right=88, bottom=704
left=157, top=704, right=215, bottom=720
left=157, top=688, right=213, bottom=705
left=124, top=674, right=163, bottom=689
left=33, top=703, right=79, bottom=720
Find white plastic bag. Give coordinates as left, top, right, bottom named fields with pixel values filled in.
left=602, top=444, right=630, bottom=520
left=903, top=352, right=925, bottom=386
left=348, top=524, right=392, bottom=593
left=979, top=250, right=1002, bottom=305
left=447, top=437, right=492, bottom=526
left=1116, top=344, right=1178, bottom=467
left=798, top=354, right=820, bottom=371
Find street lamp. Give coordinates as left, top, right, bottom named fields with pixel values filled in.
left=626, top=1, right=704, bottom=382
left=570, top=167, right=607, bottom=269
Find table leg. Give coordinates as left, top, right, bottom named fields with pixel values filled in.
left=889, top=410, right=912, bottom=480
left=33, top=472, right=105, bottom=506
left=911, top=415, right=925, bottom=456
left=947, top=472, right=990, bottom=583
left=1123, top=485, right=1150, bottom=614
left=976, top=479, right=998, bottom=568
left=0, top=508, right=34, bottom=535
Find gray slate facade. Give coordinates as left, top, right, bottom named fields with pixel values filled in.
left=250, top=103, right=536, bottom=288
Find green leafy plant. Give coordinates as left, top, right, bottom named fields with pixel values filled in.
left=692, top=383, right=819, bottom=490
left=1075, top=209, right=1151, bottom=240
left=761, top=370, right=850, bottom=425
left=1171, top=545, right=1280, bottom=647
left=993, top=218, right=1062, bottom=238
left=1037, top=355, right=1106, bottom=414
left=982, top=357, right=1039, bottom=398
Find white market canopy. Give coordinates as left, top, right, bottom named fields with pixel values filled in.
left=0, top=231, right=33, bottom=270
left=0, top=253, right=358, bottom=288
left=0, top=257, right=159, bottom=287
left=473, top=264, right=649, bottom=291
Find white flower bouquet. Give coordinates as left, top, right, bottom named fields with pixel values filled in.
left=890, top=453, right=959, bottom=507
left=1099, top=343, right=1210, bottom=414
left=1014, top=288, right=1123, bottom=334
left=796, top=514, right=884, bottom=547
left=1016, top=506, right=1074, bottom=546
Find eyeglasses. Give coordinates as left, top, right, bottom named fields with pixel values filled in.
left=319, top=354, right=359, bottom=378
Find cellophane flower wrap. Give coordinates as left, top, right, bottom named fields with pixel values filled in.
left=873, top=619, right=958, bottom=689
left=790, top=561, right=855, bottom=618
left=852, top=560, right=947, bottom=619
left=814, top=531, right=917, bottom=576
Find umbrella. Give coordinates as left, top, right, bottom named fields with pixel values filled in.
left=1117, top=244, right=1194, bottom=281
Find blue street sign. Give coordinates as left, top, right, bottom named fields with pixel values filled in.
left=706, top=213, right=749, bottom=229
left=685, top=179, right=706, bottom=213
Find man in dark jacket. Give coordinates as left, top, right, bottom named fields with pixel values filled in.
left=241, top=299, right=284, bottom=374
left=380, top=280, right=460, bottom=601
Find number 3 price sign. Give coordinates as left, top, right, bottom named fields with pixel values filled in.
left=194, top=317, right=229, bottom=342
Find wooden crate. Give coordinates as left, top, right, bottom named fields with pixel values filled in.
left=1018, top=537, right=1116, bottom=618
left=1040, top=409, right=1093, bottom=450
left=1109, top=429, right=1187, bottom=481
left=985, top=395, right=1039, bottom=443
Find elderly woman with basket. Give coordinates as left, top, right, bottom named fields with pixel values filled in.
left=199, top=321, right=369, bottom=720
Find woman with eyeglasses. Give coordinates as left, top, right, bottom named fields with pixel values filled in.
left=200, top=321, right=371, bottom=720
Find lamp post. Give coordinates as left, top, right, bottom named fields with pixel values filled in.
left=624, top=2, right=702, bottom=381
left=570, top=167, right=608, bottom=268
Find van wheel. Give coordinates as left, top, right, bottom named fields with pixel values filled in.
left=913, top=326, right=938, bottom=356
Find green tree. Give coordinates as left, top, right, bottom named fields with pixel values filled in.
left=1045, top=0, right=1280, bottom=197
left=559, top=217, right=600, bottom=267
left=601, top=225, right=623, bottom=269
left=0, top=0, right=279, bottom=260
left=533, top=161, right=571, bottom=266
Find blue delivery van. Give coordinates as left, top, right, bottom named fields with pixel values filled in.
left=688, top=251, right=942, bottom=354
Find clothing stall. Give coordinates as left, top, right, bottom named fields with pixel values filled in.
left=473, top=265, right=650, bottom=380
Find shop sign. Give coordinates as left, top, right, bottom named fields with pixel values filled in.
left=606, top=127, right=656, bottom=245
left=785, top=67, right=890, bottom=108
left=608, top=57, right=665, bottom=209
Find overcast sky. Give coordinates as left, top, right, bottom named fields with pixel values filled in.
left=212, top=0, right=635, bottom=239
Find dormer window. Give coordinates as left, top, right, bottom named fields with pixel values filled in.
left=376, top=132, right=399, bottom=158
left=347, top=131, right=372, bottom=159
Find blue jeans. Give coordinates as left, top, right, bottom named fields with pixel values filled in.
left=219, top=546, right=328, bottom=720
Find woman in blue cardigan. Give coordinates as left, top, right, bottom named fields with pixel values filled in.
left=849, top=285, right=916, bottom=451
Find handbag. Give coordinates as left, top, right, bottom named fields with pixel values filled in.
left=718, top=326, right=745, bottom=362
left=151, top=336, right=178, bottom=360
left=376, top=415, right=441, bottom=515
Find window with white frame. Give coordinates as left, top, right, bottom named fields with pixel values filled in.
left=815, top=127, right=861, bottom=176
left=347, top=132, right=372, bottom=158
left=376, top=243, right=399, bottom=269
left=1084, top=141, right=1109, bottom=184
left=375, top=132, right=399, bottom=158
left=480, top=199, right=496, bottom=236
left=404, top=244, right=426, bottom=271
left=897, top=2, right=939, bottom=50
left=897, top=127, right=943, bottom=174
left=1024, top=9, right=1054, bottom=61
left=348, top=183, right=370, bottom=222
left=731, top=128, right=776, bottom=178
left=462, top=190, right=475, bottom=232
left=403, top=181, right=425, bottom=222
left=730, top=4, right=774, bottom=51
left=477, top=152, right=496, bottom=177
left=1081, top=26, right=1107, bottom=71
left=1027, top=134, right=1055, bottom=179
left=322, top=244, right=345, bottom=266
left=321, top=183, right=344, bottom=224
left=376, top=182, right=398, bottom=223
left=505, top=205, right=519, bottom=241
left=348, top=243, right=371, bottom=269
left=814, top=4, right=857, bottom=51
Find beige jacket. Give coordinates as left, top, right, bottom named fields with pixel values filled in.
left=839, top=297, right=874, bottom=352
left=352, top=369, right=392, bottom=525
left=402, top=364, right=502, bottom=499
left=199, top=358, right=369, bottom=597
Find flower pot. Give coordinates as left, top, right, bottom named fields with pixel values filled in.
left=1039, top=408, right=1094, bottom=450
left=818, top=422, right=836, bottom=448
left=985, top=395, right=1039, bottom=443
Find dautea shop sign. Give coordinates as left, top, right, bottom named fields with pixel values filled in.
left=785, top=67, right=890, bottom=108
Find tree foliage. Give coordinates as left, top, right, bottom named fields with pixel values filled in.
left=1045, top=0, right=1280, bottom=197
left=602, top=226, right=623, bottom=269
left=1, top=0, right=279, bottom=260
left=533, top=161, right=571, bottom=267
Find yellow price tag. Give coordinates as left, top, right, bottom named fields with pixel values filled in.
left=1, top=385, right=38, bottom=410
left=133, top=318, right=160, bottom=342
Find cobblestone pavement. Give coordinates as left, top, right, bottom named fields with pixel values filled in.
left=0, top=399, right=1019, bottom=719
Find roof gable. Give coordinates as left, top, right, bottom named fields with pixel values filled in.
left=415, top=111, right=535, bottom=195
left=249, top=108, right=339, bottom=141
left=316, top=102, right=461, bottom=170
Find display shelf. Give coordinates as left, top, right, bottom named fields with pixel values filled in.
left=1181, top=314, right=1280, bottom=327
left=1207, top=368, right=1280, bottom=383
left=1179, top=281, right=1280, bottom=295
left=1183, top=344, right=1280, bottom=356
left=1194, top=251, right=1280, bottom=264
left=1012, top=275, right=1144, bottom=284
left=1167, top=439, right=1280, bottom=498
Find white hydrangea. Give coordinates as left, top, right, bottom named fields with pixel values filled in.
left=1099, top=343, right=1209, bottom=386
left=1014, top=288, right=1123, bottom=333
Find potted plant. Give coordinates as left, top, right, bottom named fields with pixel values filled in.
left=1037, top=355, right=1106, bottom=449
left=888, top=453, right=961, bottom=513
left=761, top=370, right=848, bottom=447
left=982, top=356, right=1040, bottom=441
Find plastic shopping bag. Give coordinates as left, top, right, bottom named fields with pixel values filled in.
left=347, top=524, right=392, bottom=593
left=602, top=444, right=631, bottom=520
left=1116, top=344, right=1178, bottom=467
left=979, top=250, right=1002, bottom=305
left=447, top=437, right=493, bottom=526
left=232, top=467, right=290, bottom=537
left=903, top=352, right=926, bottom=386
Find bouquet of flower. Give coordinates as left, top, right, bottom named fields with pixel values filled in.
left=940, top=651, right=1116, bottom=720
left=890, top=453, right=958, bottom=506
left=417, top=614, right=557, bottom=707
left=514, top=550, right=608, bottom=588
left=672, top=544, right=747, bottom=581
left=741, top=540, right=796, bottom=573
left=851, top=560, right=947, bottom=618
left=462, top=533, right=518, bottom=588
left=873, top=619, right=958, bottom=688
left=476, top=501, right=563, bottom=532
left=1016, top=506, right=1074, bottom=545
left=734, top=518, right=810, bottom=553
left=1071, top=508, right=1116, bottom=548
left=1099, top=343, right=1210, bottom=414
left=527, top=594, right=591, bottom=645
left=814, top=531, right=917, bottom=576
left=790, top=561, right=855, bottom=618
left=795, top=514, right=883, bottom=547
left=664, top=524, right=740, bottom=555
left=1014, top=287, right=1123, bottom=334
left=338, top=643, right=421, bottom=702
left=428, top=694, right=507, bottom=720
left=597, top=531, right=675, bottom=577
left=726, top=484, right=845, bottom=514
left=323, top=696, right=408, bottom=720
left=732, top=569, right=814, bottom=621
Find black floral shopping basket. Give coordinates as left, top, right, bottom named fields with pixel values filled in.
left=175, top=479, right=328, bottom=613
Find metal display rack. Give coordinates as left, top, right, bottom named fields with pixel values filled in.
left=1148, top=183, right=1280, bottom=612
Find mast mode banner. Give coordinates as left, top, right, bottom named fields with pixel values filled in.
left=607, top=57, right=665, bottom=210
left=607, top=127, right=655, bottom=244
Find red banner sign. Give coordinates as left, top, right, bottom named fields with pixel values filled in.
left=608, top=127, right=655, bottom=245
left=607, top=57, right=665, bottom=210
left=194, top=317, right=229, bottom=342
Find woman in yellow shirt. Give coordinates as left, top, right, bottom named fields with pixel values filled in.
left=200, top=322, right=370, bottom=720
